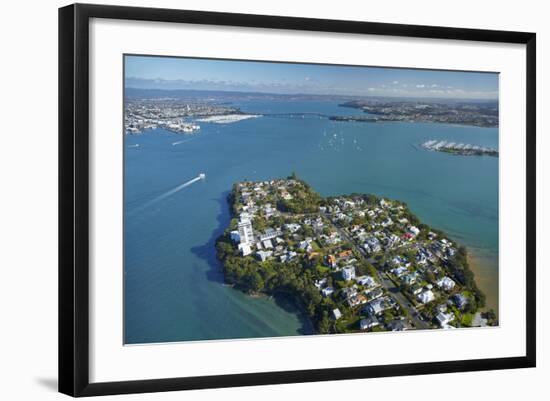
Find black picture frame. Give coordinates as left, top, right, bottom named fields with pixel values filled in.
left=59, top=3, right=536, bottom=397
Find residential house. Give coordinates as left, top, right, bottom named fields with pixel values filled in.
left=355, top=275, right=376, bottom=287
left=436, top=276, right=456, bottom=292
left=386, top=320, right=408, bottom=331
left=401, top=273, right=417, bottom=286
left=435, top=311, right=455, bottom=328
left=321, top=287, right=334, bottom=297
left=360, top=316, right=380, bottom=330
left=326, top=254, right=337, bottom=269
left=417, top=289, right=435, bottom=304
left=452, top=293, right=469, bottom=310
left=332, top=308, right=343, bottom=320
left=238, top=243, right=252, bottom=257
left=256, top=250, right=273, bottom=262
left=342, top=266, right=356, bottom=281
left=259, top=228, right=283, bottom=242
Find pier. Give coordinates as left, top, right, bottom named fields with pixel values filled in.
left=421, top=140, right=498, bottom=157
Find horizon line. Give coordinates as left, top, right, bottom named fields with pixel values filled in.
left=124, top=86, right=499, bottom=102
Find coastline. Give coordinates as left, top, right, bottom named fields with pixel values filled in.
left=196, top=114, right=261, bottom=124
left=229, top=287, right=316, bottom=334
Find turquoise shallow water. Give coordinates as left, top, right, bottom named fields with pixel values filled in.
left=124, top=99, right=498, bottom=344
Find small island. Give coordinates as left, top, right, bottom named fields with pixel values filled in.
left=216, top=175, right=497, bottom=335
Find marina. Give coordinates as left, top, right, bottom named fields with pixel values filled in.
left=421, top=139, right=498, bottom=157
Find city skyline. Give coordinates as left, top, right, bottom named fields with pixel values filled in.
left=125, top=55, right=499, bottom=100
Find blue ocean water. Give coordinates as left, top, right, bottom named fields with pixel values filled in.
left=124, top=100, right=498, bottom=344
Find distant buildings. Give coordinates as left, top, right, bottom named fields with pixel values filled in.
left=124, top=98, right=240, bottom=134
left=336, top=99, right=499, bottom=128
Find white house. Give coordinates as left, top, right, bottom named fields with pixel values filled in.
left=284, top=223, right=301, bottom=233
left=314, top=278, right=327, bottom=288
left=391, top=265, right=408, bottom=277
left=256, top=250, right=273, bottom=262
left=321, top=287, right=334, bottom=297
left=332, top=308, right=343, bottom=320
left=355, top=275, right=376, bottom=287
left=436, top=276, right=456, bottom=291
left=238, top=243, right=252, bottom=257
left=417, top=289, right=435, bottom=304
left=298, top=240, right=312, bottom=252
left=341, top=266, right=356, bottom=281
left=409, top=226, right=420, bottom=236
left=365, top=297, right=388, bottom=316
left=435, top=311, right=455, bottom=328
left=360, top=316, right=379, bottom=330
left=259, top=228, right=283, bottom=242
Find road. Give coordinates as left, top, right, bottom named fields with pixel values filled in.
left=322, top=212, right=430, bottom=330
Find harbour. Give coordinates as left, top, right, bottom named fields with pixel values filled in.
left=124, top=99, right=499, bottom=344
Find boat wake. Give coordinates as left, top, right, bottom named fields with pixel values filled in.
left=128, top=174, right=206, bottom=215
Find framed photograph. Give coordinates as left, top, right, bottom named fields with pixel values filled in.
left=58, top=3, right=536, bottom=397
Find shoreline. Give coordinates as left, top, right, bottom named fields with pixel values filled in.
left=231, top=287, right=317, bottom=334
left=467, top=251, right=499, bottom=316
left=196, top=114, right=261, bottom=124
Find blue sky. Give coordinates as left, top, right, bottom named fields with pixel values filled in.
left=125, top=55, right=499, bottom=99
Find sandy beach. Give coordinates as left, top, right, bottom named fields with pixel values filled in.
left=468, top=251, right=499, bottom=316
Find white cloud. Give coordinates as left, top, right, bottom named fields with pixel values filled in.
left=393, top=80, right=399, bottom=84
left=416, top=84, right=425, bottom=88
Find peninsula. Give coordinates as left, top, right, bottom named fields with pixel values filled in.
left=124, top=97, right=258, bottom=134
left=334, top=99, right=498, bottom=128
left=216, top=175, right=497, bottom=335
